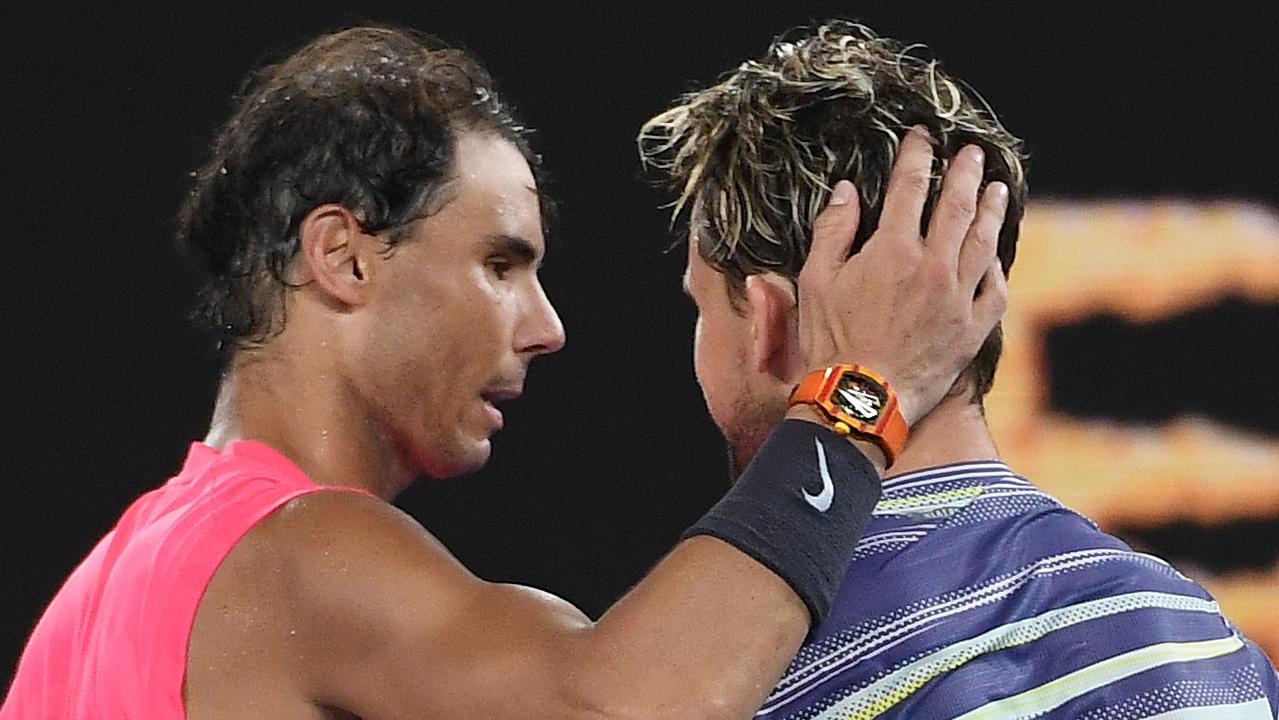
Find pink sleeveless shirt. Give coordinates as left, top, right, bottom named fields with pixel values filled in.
left=1, top=440, right=374, bottom=718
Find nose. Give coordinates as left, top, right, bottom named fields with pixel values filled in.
left=517, top=278, right=566, bottom=357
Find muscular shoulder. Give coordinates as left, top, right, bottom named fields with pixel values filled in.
left=185, top=491, right=466, bottom=708
left=247, top=490, right=481, bottom=643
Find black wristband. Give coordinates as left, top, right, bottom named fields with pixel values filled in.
left=683, top=419, right=881, bottom=626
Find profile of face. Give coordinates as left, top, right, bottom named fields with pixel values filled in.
left=348, top=132, right=565, bottom=478
left=684, top=216, right=792, bottom=473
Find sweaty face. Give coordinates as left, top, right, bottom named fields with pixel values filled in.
left=684, top=230, right=784, bottom=473
left=353, top=132, right=564, bottom=478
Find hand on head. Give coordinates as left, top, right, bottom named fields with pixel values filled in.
left=796, top=126, right=1010, bottom=426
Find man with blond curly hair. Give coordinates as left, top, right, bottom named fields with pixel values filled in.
left=641, top=20, right=1279, bottom=719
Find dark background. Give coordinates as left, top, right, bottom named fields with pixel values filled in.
left=2, top=0, right=1276, bottom=685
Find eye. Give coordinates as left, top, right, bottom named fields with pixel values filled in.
left=487, top=256, right=513, bottom=280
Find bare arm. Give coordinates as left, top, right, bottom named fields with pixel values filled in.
left=292, top=131, right=1009, bottom=720
left=285, top=493, right=805, bottom=719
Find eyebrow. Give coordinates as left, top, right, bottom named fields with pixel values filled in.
left=487, top=233, right=542, bottom=267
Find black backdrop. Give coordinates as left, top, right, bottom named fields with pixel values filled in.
left=3, top=1, right=1276, bottom=685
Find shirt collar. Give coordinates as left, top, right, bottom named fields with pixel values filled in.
left=882, top=459, right=1018, bottom=494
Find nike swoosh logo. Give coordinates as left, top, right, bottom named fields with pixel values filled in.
left=804, top=437, right=835, bottom=512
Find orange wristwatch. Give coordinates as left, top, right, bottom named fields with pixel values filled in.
left=788, top=364, right=909, bottom=467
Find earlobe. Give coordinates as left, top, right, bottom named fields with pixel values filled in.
left=297, top=204, right=372, bottom=307
left=744, top=274, right=799, bottom=381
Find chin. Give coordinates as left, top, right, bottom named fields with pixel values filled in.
left=450, top=438, right=493, bottom=477
left=414, top=435, right=492, bottom=479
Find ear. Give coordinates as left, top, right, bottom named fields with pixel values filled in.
left=743, top=273, right=799, bottom=381
left=295, top=204, right=375, bottom=307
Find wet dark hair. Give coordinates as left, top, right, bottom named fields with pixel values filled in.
left=640, top=21, right=1029, bottom=403
left=177, top=25, right=541, bottom=352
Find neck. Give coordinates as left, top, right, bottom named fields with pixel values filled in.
left=204, top=346, right=411, bottom=500
left=886, top=394, right=1000, bottom=478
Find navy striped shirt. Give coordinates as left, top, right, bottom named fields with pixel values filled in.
left=758, top=461, right=1279, bottom=720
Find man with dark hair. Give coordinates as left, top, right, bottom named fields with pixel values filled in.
left=640, top=21, right=1279, bottom=719
left=2, top=25, right=1010, bottom=719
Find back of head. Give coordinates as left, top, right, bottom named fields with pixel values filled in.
left=640, top=20, right=1028, bottom=402
left=177, top=25, right=536, bottom=354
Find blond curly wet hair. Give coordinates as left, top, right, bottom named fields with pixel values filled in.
left=639, top=20, right=1028, bottom=402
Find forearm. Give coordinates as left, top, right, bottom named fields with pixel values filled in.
left=570, top=536, right=808, bottom=719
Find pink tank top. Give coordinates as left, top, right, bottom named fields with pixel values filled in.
left=1, top=440, right=374, bottom=718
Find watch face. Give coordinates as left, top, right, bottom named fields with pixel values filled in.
left=833, top=372, right=886, bottom=422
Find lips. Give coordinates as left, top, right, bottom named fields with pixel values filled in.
left=480, top=387, right=523, bottom=404
left=480, top=386, right=523, bottom=430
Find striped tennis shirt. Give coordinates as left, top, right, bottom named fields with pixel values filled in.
left=758, top=461, right=1279, bottom=720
